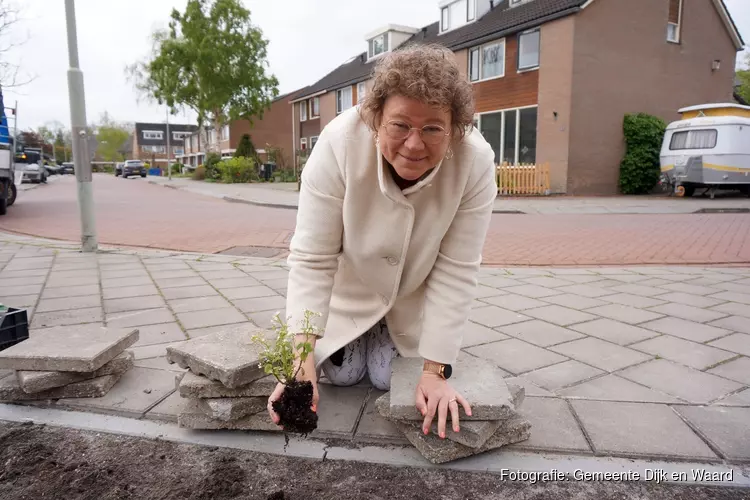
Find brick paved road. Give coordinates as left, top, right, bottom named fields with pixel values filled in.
left=2, top=174, right=749, bottom=266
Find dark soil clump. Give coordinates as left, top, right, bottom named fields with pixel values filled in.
left=272, top=379, right=317, bottom=435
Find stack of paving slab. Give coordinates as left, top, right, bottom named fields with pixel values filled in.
left=375, top=356, right=531, bottom=464
left=166, top=327, right=281, bottom=431
left=0, top=325, right=138, bottom=402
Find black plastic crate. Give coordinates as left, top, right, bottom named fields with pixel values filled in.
left=0, top=307, right=29, bottom=352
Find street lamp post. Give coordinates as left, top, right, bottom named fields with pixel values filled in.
left=64, top=0, right=97, bottom=252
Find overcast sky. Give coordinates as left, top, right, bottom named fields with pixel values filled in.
left=3, top=0, right=749, bottom=132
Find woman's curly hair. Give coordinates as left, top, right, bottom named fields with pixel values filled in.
left=358, top=43, right=475, bottom=140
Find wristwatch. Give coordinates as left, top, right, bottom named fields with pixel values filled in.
left=423, top=360, right=452, bottom=379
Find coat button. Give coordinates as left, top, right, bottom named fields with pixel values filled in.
left=386, top=256, right=398, bottom=266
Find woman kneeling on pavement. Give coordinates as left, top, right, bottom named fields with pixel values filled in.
left=267, top=43, right=497, bottom=438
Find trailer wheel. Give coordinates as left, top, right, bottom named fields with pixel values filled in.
left=7, top=182, right=16, bottom=206
left=683, top=186, right=695, bottom=197
left=675, top=185, right=686, bottom=197
left=0, top=182, right=7, bottom=216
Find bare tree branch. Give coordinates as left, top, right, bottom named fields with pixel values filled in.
left=0, top=0, right=35, bottom=89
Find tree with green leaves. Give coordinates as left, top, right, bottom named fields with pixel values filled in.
left=93, top=112, right=130, bottom=162
left=736, top=52, right=750, bottom=105
left=126, top=0, right=279, bottom=145
left=234, top=133, right=258, bottom=160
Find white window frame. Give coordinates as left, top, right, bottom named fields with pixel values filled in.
left=371, top=34, right=386, bottom=58
left=469, top=39, right=506, bottom=83
left=300, top=137, right=307, bottom=151
left=300, top=101, right=307, bottom=121
left=357, top=82, right=367, bottom=103
left=336, top=87, right=353, bottom=114
left=310, top=136, right=319, bottom=150
left=310, top=97, right=320, bottom=118
left=475, top=104, right=538, bottom=166
left=440, top=0, right=474, bottom=34
left=517, top=28, right=541, bottom=72
left=142, top=130, right=163, bottom=140
left=667, top=0, right=683, bottom=43
left=221, top=125, right=230, bottom=141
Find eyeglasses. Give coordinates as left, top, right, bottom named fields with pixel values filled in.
left=381, top=120, right=450, bottom=145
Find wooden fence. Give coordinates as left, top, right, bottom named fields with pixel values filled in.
left=496, top=162, right=551, bottom=196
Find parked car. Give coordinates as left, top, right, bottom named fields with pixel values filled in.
left=61, top=162, right=75, bottom=174
left=119, top=160, right=147, bottom=178
left=20, top=163, right=47, bottom=184
left=43, top=163, right=63, bottom=176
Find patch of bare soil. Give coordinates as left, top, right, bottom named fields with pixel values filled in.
left=0, top=422, right=747, bottom=500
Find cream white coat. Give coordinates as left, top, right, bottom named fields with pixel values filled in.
left=285, top=107, right=497, bottom=369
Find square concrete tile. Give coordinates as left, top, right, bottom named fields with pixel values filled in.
left=106, top=308, right=175, bottom=328
left=62, top=367, right=177, bottom=417
left=134, top=356, right=188, bottom=372
left=571, top=400, right=716, bottom=459
left=520, top=277, right=575, bottom=288
left=144, top=390, right=188, bottom=422
left=635, top=278, right=673, bottom=287
left=709, top=334, right=750, bottom=357
left=673, top=406, right=750, bottom=461
left=647, top=303, right=728, bottom=324
left=45, top=274, right=100, bottom=289
left=524, top=361, right=603, bottom=391
left=639, top=317, right=732, bottom=343
left=582, top=304, right=664, bottom=325
left=2, top=275, right=46, bottom=287
left=481, top=276, right=523, bottom=288
left=185, top=323, right=248, bottom=339
left=220, top=285, right=278, bottom=300
left=3, top=284, right=43, bottom=296
left=41, top=284, right=100, bottom=299
left=629, top=335, right=737, bottom=371
left=608, top=284, right=670, bottom=297
left=599, top=293, right=668, bottom=308
left=208, top=277, right=263, bottom=290
left=198, top=269, right=248, bottom=280
left=550, top=337, right=652, bottom=372
left=554, top=284, right=617, bottom=298
left=313, top=384, right=370, bottom=439
left=569, top=318, right=660, bottom=346
left=521, top=305, right=598, bottom=327
left=0, top=294, right=38, bottom=308
left=167, top=295, right=233, bottom=313
left=354, top=389, right=409, bottom=444
left=480, top=294, right=546, bottom=311
left=714, top=389, right=750, bottom=406
left=473, top=284, right=506, bottom=299
left=232, top=295, right=286, bottom=314
left=502, top=377, right=554, bottom=397
left=154, top=276, right=207, bottom=289
left=558, top=374, right=680, bottom=403
left=539, top=294, right=609, bottom=310
left=465, top=339, right=568, bottom=375
left=508, top=397, right=591, bottom=453
left=502, top=285, right=562, bottom=299
left=102, top=285, right=160, bottom=301
left=161, top=285, right=219, bottom=300
left=710, top=302, right=750, bottom=319
left=707, top=357, right=750, bottom=385
left=553, top=275, right=604, bottom=284
left=257, top=278, right=287, bottom=290
left=176, top=307, right=247, bottom=331
left=661, top=282, right=724, bottom=296
left=709, top=291, right=750, bottom=305
left=132, top=322, right=187, bottom=347
left=655, top=292, right=725, bottom=308
left=248, top=310, right=280, bottom=329
left=707, top=316, right=750, bottom=335
left=617, top=359, right=744, bottom=403
left=30, top=306, right=103, bottom=329
left=129, top=341, right=186, bottom=360
left=496, top=320, right=584, bottom=347
left=148, top=269, right=198, bottom=280
left=460, top=321, right=510, bottom=347
left=469, top=305, right=530, bottom=328
left=36, top=295, right=101, bottom=313
left=104, top=295, right=166, bottom=314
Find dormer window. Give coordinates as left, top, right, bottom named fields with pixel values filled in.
left=440, top=0, right=475, bottom=33
left=368, top=33, right=389, bottom=60
left=142, top=130, right=163, bottom=140
left=365, top=25, right=418, bottom=61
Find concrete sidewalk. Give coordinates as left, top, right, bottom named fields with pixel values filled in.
left=1, top=231, right=749, bottom=476
left=148, top=176, right=750, bottom=214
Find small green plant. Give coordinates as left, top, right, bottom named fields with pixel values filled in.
left=216, top=156, right=258, bottom=183
left=618, top=112, right=667, bottom=195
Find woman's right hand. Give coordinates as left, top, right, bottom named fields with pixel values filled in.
left=267, top=347, right=319, bottom=426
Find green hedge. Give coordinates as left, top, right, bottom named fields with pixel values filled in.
left=618, top=113, right=667, bottom=195
left=216, top=156, right=258, bottom=183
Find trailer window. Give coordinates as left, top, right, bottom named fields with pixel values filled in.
left=669, top=129, right=717, bottom=150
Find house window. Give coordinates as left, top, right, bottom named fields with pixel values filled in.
left=310, top=136, right=319, bottom=150
left=518, top=29, right=540, bottom=71
left=357, top=82, right=367, bottom=103
left=478, top=106, right=538, bottom=165
left=467, top=0, right=475, bottom=21
left=667, top=0, right=682, bottom=43
left=172, top=131, right=191, bottom=141
left=300, top=138, right=307, bottom=151
left=469, top=40, right=505, bottom=82
left=369, top=34, right=388, bottom=59
left=142, top=130, right=163, bottom=140
left=300, top=101, right=307, bottom=121
left=141, top=145, right=166, bottom=153
left=441, top=0, right=470, bottom=33
left=311, top=97, right=320, bottom=118
left=669, top=129, right=717, bottom=150
left=221, top=125, right=230, bottom=141
left=336, top=87, right=353, bottom=114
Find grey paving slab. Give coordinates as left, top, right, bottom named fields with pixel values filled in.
left=709, top=291, right=750, bottom=305
left=480, top=294, right=546, bottom=311
left=581, top=304, right=664, bottom=325
left=660, top=282, right=725, bottom=296
left=473, top=284, right=506, bottom=299
left=501, top=284, right=562, bottom=299
left=102, top=284, right=160, bottom=300
left=177, top=399, right=281, bottom=431
left=232, top=295, right=286, bottom=314
left=389, top=356, right=516, bottom=421
left=41, top=284, right=100, bottom=299
left=715, top=282, right=750, bottom=295
left=196, top=395, right=266, bottom=422
left=154, top=276, right=207, bottom=289
left=166, top=325, right=270, bottom=388
left=496, top=320, right=584, bottom=347
left=707, top=357, right=750, bottom=385
left=161, top=284, right=219, bottom=300
left=553, top=284, right=617, bottom=298
left=714, top=389, right=750, bottom=406
left=0, top=324, right=138, bottom=372
left=709, top=333, right=750, bottom=357
left=460, top=321, right=510, bottom=347
left=178, top=370, right=276, bottom=398
left=131, top=322, right=187, bottom=347
left=35, top=295, right=101, bottom=313
left=708, top=315, right=750, bottom=335
left=16, top=351, right=134, bottom=393
left=312, top=384, right=370, bottom=439
left=101, top=275, right=153, bottom=289
left=0, top=268, right=49, bottom=279
left=552, top=275, right=605, bottom=284
left=134, top=356, right=188, bottom=372
left=104, top=295, right=166, bottom=314
left=550, top=337, right=652, bottom=372
left=568, top=318, right=660, bottom=346
left=539, top=294, right=609, bottom=310
left=250, top=270, right=289, bottom=281
left=710, top=302, right=750, bottom=319
left=508, top=397, right=591, bottom=453
left=144, top=390, right=188, bottom=423
left=655, top=292, right=726, bottom=308
left=30, top=306, right=103, bottom=329
left=220, top=285, right=278, bottom=300
left=647, top=303, right=729, bottom=324
left=673, top=406, right=750, bottom=461
left=523, top=360, right=603, bottom=391
left=520, top=304, right=597, bottom=327
left=106, top=307, right=175, bottom=328
left=149, top=269, right=199, bottom=280
left=629, top=335, right=737, bottom=371
left=477, top=276, right=523, bottom=288
left=256, top=278, right=287, bottom=291
left=100, top=268, right=150, bottom=280
left=3, top=284, right=43, bottom=296
left=0, top=294, right=37, bottom=307
left=2, top=275, right=46, bottom=287
left=0, top=372, right=121, bottom=402
left=167, top=295, right=233, bottom=314
left=45, top=273, right=99, bottom=288
left=502, top=376, right=553, bottom=396
left=571, top=400, right=717, bottom=459
left=465, top=338, right=568, bottom=375
left=634, top=278, right=674, bottom=287
left=61, top=367, right=177, bottom=417
left=639, top=317, right=733, bottom=343
left=176, top=307, right=247, bottom=330
left=519, top=276, right=575, bottom=288
left=469, top=305, right=530, bottom=328
left=197, top=269, right=249, bottom=280
left=617, top=359, right=744, bottom=404
left=607, top=284, right=671, bottom=297
left=353, top=389, right=409, bottom=444
left=558, top=374, right=680, bottom=403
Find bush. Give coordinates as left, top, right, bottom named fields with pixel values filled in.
left=204, top=152, right=222, bottom=180
left=618, top=112, right=666, bottom=195
left=193, top=165, right=206, bottom=181
left=216, top=156, right=258, bottom=183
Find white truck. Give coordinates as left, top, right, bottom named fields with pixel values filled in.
left=0, top=147, right=17, bottom=215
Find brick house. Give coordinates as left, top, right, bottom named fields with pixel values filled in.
left=132, top=122, right=198, bottom=166
left=290, top=0, right=744, bottom=194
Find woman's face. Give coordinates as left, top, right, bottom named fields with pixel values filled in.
left=377, top=95, right=452, bottom=181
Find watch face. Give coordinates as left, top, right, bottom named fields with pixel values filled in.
left=443, top=364, right=452, bottom=379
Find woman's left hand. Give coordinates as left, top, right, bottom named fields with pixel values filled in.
left=415, top=372, right=472, bottom=439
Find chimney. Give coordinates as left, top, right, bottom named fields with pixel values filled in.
left=490, top=0, right=494, bottom=9
left=422, top=26, right=427, bottom=38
